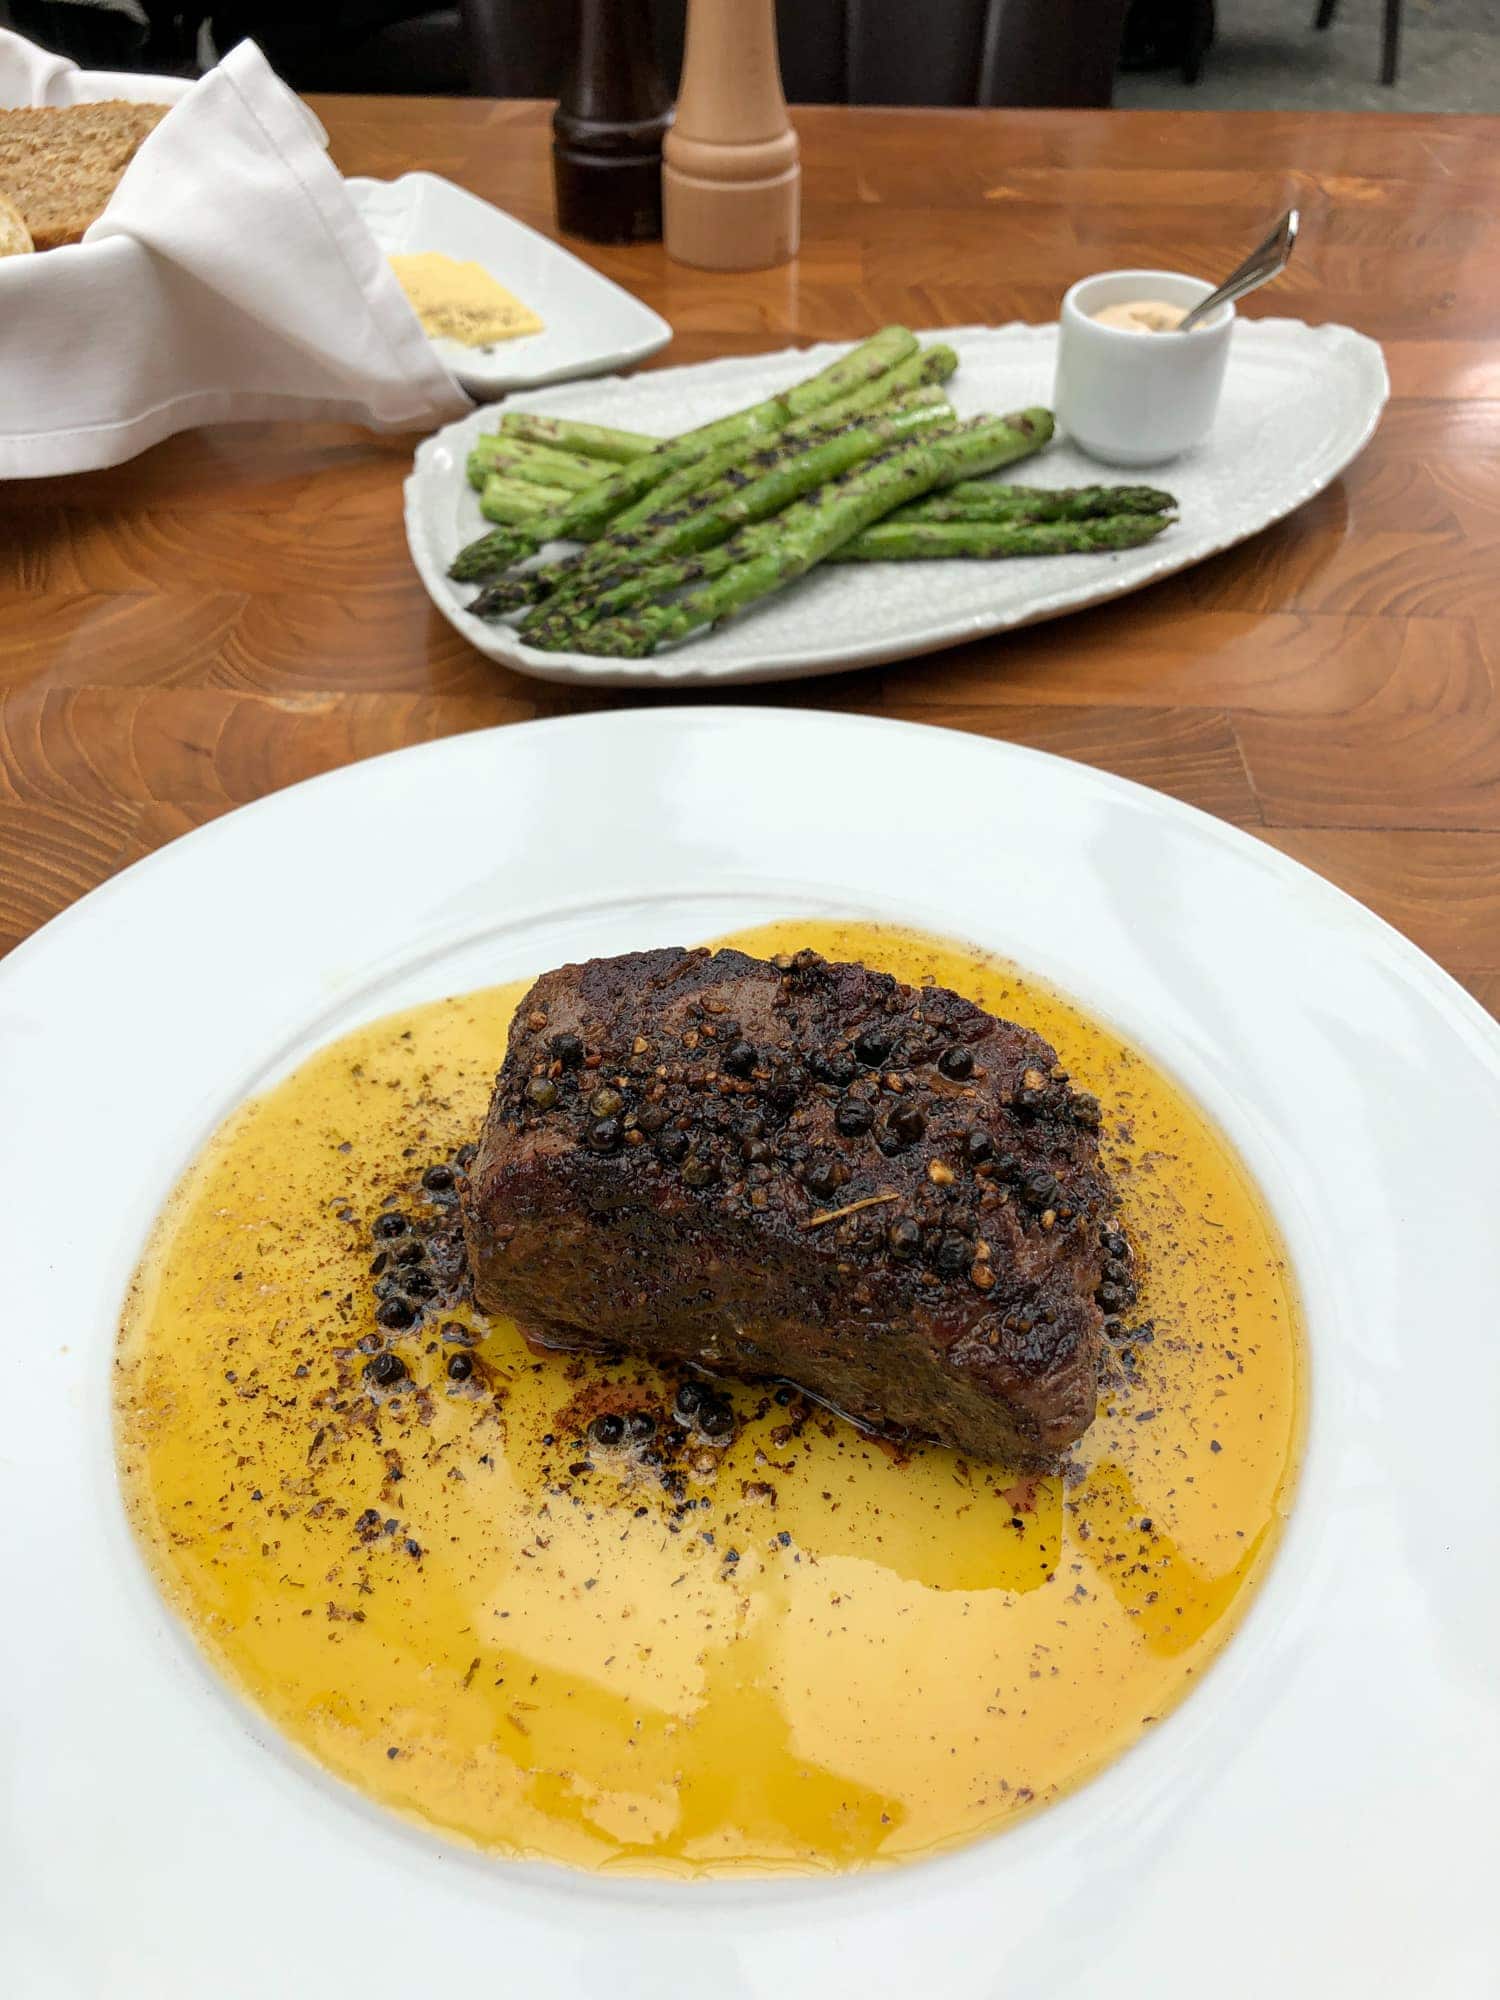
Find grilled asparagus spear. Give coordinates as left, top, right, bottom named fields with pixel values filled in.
left=470, top=392, right=958, bottom=620
left=831, top=515, right=1175, bottom=560
left=568, top=413, right=1056, bottom=657
left=447, top=327, right=924, bottom=581
left=491, top=413, right=660, bottom=461
left=466, top=435, right=613, bottom=493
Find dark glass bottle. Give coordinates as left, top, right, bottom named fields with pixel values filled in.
left=552, top=0, right=674, bottom=245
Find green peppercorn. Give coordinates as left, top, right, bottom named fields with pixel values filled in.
left=589, top=1086, right=624, bottom=1118
left=526, top=1076, right=559, bottom=1110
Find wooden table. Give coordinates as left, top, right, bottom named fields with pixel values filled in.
left=5, top=102, right=1500, bottom=1013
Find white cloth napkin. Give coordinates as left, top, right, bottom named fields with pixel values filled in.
left=0, top=31, right=472, bottom=478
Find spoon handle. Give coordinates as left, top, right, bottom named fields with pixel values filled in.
left=1178, top=208, right=1300, bottom=333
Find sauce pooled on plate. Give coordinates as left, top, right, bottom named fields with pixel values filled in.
left=116, top=921, right=1303, bottom=1877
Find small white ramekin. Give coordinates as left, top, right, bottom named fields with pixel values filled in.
left=1053, top=269, right=1234, bottom=468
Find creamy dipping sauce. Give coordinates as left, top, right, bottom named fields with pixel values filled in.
left=115, top=921, right=1303, bottom=1877
left=1092, top=299, right=1189, bottom=333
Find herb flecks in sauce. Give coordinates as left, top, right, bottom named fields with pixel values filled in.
left=115, top=921, right=1303, bottom=1876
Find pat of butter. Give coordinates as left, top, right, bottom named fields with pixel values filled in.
left=1092, top=299, right=1187, bottom=334
left=389, top=252, right=544, bottom=347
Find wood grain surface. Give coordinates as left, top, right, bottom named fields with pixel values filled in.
left=4, top=101, right=1500, bottom=1015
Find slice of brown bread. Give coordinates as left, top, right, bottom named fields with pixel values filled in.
left=0, top=101, right=169, bottom=252
left=0, top=191, right=33, bottom=256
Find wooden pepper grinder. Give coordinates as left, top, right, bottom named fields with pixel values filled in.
left=552, top=0, right=673, bottom=245
left=663, top=0, right=801, bottom=271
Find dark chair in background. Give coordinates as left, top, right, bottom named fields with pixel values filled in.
left=1120, top=0, right=1403, bottom=93
left=197, top=0, right=1131, bottom=104
left=1316, top=0, right=1402, bottom=88
left=648, top=0, right=1133, bottom=109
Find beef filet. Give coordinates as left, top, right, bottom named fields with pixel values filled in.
left=462, top=946, right=1123, bottom=1462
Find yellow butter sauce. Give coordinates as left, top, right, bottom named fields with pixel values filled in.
left=115, top=921, right=1303, bottom=1876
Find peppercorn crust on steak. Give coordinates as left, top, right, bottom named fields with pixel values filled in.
left=462, top=947, right=1124, bottom=1461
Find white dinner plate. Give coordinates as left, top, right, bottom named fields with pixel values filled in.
left=406, top=320, right=1388, bottom=687
left=349, top=171, right=672, bottom=398
left=2, top=711, right=1495, bottom=1999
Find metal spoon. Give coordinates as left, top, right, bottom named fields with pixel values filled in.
left=1177, top=208, right=1299, bottom=333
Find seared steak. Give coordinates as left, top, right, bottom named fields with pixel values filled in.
left=462, top=947, right=1122, bottom=1462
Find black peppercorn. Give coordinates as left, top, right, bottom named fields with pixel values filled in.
left=373, top=1212, right=408, bottom=1240
left=682, top=1153, right=718, bottom=1188
left=674, top=1382, right=704, bottom=1421
left=588, top=1116, right=624, bottom=1153
left=854, top=1026, right=893, bottom=1067
left=589, top=1412, right=626, bottom=1449
left=964, top=1128, right=994, bottom=1165
left=526, top=1076, right=559, bottom=1110
left=399, top=1267, right=437, bottom=1299
left=722, top=1040, right=757, bottom=1078
left=376, top=1296, right=416, bottom=1331
left=804, top=1156, right=840, bottom=1199
left=1022, top=1168, right=1060, bottom=1210
left=887, top=1217, right=922, bottom=1260
left=626, top=1410, right=655, bottom=1442
left=636, top=1102, right=669, bottom=1135
left=742, top=1136, right=772, bottom=1165
left=367, top=1350, right=407, bottom=1387
left=657, top=1128, right=690, bottom=1164
left=761, top=1063, right=803, bottom=1120
left=889, top=1101, right=926, bottom=1147
left=1102, top=1229, right=1129, bottom=1259
left=446, top=1352, right=473, bottom=1382
left=810, top=1048, right=856, bottom=1087
left=697, top=1399, right=734, bottom=1440
left=551, top=1032, right=585, bottom=1069
left=422, top=1163, right=455, bottom=1193
left=935, top=1233, right=971, bottom=1276
left=394, top=1238, right=425, bottom=1265
left=937, top=1046, right=974, bottom=1080
left=835, top=1098, right=874, bottom=1138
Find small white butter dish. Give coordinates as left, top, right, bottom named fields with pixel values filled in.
left=1054, top=269, right=1233, bottom=467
